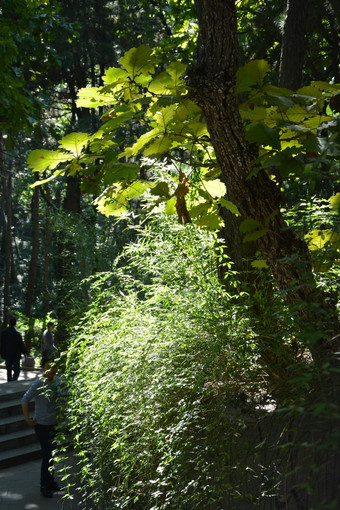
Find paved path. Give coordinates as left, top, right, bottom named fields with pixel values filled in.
left=0, top=367, right=80, bottom=509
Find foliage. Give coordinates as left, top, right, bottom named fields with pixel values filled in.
left=60, top=215, right=265, bottom=508
left=0, top=0, right=73, bottom=143
left=27, top=51, right=339, bottom=247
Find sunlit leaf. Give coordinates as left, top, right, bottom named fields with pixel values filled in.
left=59, top=133, right=90, bottom=156
left=202, top=179, right=226, bottom=198
left=27, top=149, right=71, bottom=172
left=329, top=193, right=340, bottom=214
left=120, top=45, right=156, bottom=78
left=164, top=196, right=177, bottom=215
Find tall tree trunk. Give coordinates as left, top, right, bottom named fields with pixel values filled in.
left=189, top=0, right=340, bottom=359
left=279, top=0, right=310, bottom=89
left=24, top=173, right=40, bottom=350
left=0, top=132, right=12, bottom=329
left=42, top=183, right=52, bottom=314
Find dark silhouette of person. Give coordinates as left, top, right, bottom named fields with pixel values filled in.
left=0, top=317, right=28, bottom=382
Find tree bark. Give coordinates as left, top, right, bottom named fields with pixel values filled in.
left=279, top=0, right=310, bottom=90
left=189, top=0, right=340, bottom=358
left=0, top=132, right=12, bottom=329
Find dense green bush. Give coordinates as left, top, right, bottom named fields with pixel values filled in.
left=61, top=215, right=271, bottom=509
left=59, top=210, right=339, bottom=509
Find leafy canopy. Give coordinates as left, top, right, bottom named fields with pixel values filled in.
left=27, top=47, right=340, bottom=239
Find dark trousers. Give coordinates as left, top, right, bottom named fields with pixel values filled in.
left=34, top=424, right=56, bottom=488
left=5, top=358, right=20, bottom=382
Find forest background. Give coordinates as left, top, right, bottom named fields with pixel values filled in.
left=1, top=0, right=340, bottom=508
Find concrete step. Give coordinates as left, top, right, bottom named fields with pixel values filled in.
left=0, top=427, right=37, bottom=452
left=0, top=442, right=42, bottom=469
left=0, top=379, right=37, bottom=403
left=0, top=398, right=34, bottom=419
left=0, top=413, right=29, bottom=435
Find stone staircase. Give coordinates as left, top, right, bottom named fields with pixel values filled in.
left=0, top=377, right=42, bottom=469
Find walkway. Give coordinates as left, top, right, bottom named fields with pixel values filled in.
left=0, top=366, right=79, bottom=509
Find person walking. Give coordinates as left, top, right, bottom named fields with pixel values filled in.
left=42, top=321, right=58, bottom=359
left=21, top=356, right=63, bottom=498
left=0, top=317, right=28, bottom=382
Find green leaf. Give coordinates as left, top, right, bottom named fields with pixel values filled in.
left=120, top=45, right=156, bottom=79
left=251, top=260, right=269, bottom=269
left=240, top=218, right=262, bottom=233
left=245, top=122, right=281, bottom=149
left=59, top=133, right=90, bottom=156
left=27, top=149, right=71, bottom=172
left=166, top=62, right=187, bottom=85
left=164, top=196, right=177, bottom=215
left=153, top=106, right=177, bottom=130
left=148, top=72, right=174, bottom=94
left=150, top=182, right=171, bottom=198
left=305, top=229, right=340, bottom=250
left=143, top=134, right=173, bottom=156
left=236, top=59, right=270, bottom=94
left=102, top=67, right=129, bottom=86
left=94, top=181, right=150, bottom=216
left=329, top=193, right=340, bottom=214
left=219, top=198, right=241, bottom=216
left=97, top=111, right=136, bottom=134
left=243, top=228, right=269, bottom=242
left=103, top=163, right=140, bottom=185
left=77, top=87, right=113, bottom=108
left=177, top=99, right=202, bottom=121
left=201, top=179, right=226, bottom=198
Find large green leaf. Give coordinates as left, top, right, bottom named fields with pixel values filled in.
left=143, top=134, right=173, bottom=156
left=120, top=45, right=156, bottom=79
left=95, top=181, right=151, bottom=217
left=27, top=149, right=71, bottom=172
left=219, top=198, right=240, bottom=216
left=330, top=193, right=340, bottom=214
left=177, top=99, right=202, bottom=121
left=59, top=133, right=90, bottom=156
left=102, top=67, right=129, bottom=86
left=245, top=122, right=281, bottom=149
left=103, top=163, right=140, bottom=185
left=201, top=179, right=226, bottom=198
left=77, top=87, right=113, bottom=108
left=236, top=59, right=269, bottom=94
left=166, top=62, right=187, bottom=85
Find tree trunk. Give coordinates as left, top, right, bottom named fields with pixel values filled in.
left=279, top=0, right=310, bottom=90
left=42, top=183, right=52, bottom=314
left=189, top=0, right=340, bottom=358
left=24, top=173, right=40, bottom=349
left=0, top=132, right=12, bottom=329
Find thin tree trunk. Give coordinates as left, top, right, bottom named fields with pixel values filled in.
left=42, top=183, right=51, bottom=314
left=24, top=173, right=40, bottom=349
left=279, top=0, right=310, bottom=89
left=189, top=0, right=340, bottom=359
left=0, top=132, right=12, bottom=329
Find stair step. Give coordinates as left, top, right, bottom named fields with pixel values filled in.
left=0, top=414, right=29, bottom=435
left=0, top=443, right=42, bottom=469
left=0, top=379, right=37, bottom=403
left=0, top=427, right=38, bottom=452
left=0, top=398, right=34, bottom=419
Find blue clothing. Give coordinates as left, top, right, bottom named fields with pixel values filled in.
left=21, top=375, right=60, bottom=425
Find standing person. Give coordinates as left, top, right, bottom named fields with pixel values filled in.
left=42, top=321, right=58, bottom=359
left=0, top=317, right=28, bottom=382
left=21, top=357, right=63, bottom=498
